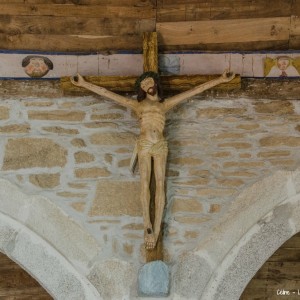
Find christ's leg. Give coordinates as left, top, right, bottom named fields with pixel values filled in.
left=153, top=153, right=167, bottom=245
left=138, top=153, right=155, bottom=249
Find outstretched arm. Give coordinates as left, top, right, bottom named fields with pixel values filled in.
left=70, top=74, right=138, bottom=111
left=163, top=70, right=235, bottom=112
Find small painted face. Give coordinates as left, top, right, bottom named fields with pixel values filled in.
left=140, top=77, right=157, bottom=96
left=24, top=58, right=49, bottom=78
left=277, top=58, right=290, bottom=70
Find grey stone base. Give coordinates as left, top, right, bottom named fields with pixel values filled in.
left=138, top=260, right=169, bottom=297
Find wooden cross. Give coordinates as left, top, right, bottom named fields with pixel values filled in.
left=61, top=32, right=240, bottom=262
left=61, top=33, right=240, bottom=95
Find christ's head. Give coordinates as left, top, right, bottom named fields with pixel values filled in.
left=135, top=71, right=164, bottom=102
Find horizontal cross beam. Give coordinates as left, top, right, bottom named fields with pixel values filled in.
left=61, top=74, right=241, bottom=95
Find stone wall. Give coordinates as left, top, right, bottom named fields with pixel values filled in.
left=0, top=80, right=300, bottom=298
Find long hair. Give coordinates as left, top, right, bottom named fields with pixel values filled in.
left=135, top=72, right=164, bottom=102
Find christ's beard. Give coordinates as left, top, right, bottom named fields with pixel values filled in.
left=147, top=86, right=157, bottom=96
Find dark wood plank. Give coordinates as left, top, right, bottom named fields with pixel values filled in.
left=0, top=253, right=52, bottom=299
left=160, top=40, right=290, bottom=51
left=280, top=234, right=300, bottom=248
left=0, top=0, right=153, bottom=5
left=0, top=15, right=155, bottom=36
left=241, top=278, right=300, bottom=300
left=0, top=80, right=62, bottom=99
left=0, top=33, right=143, bottom=52
left=242, top=232, right=300, bottom=299
left=0, top=4, right=155, bottom=18
left=290, top=15, right=300, bottom=49
left=157, top=0, right=292, bottom=22
left=270, top=248, right=300, bottom=262
left=291, top=0, right=300, bottom=16
left=252, top=262, right=300, bottom=279
left=157, top=17, right=290, bottom=46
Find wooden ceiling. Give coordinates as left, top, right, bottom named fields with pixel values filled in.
left=0, top=0, right=300, bottom=53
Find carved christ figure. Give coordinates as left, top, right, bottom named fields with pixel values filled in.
left=71, top=70, right=235, bottom=249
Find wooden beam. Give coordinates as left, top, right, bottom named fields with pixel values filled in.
left=0, top=34, right=143, bottom=52
left=143, top=32, right=158, bottom=73
left=0, top=4, right=156, bottom=18
left=0, top=16, right=154, bottom=36
left=0, top=0, right=153, bottom=4
left=161, top=74, right=241, bottom=91
left=61, top=76, right=137, bottom=94
left=157, top=17, right=290, bottom=46
left=142, top=31, right=162, bottom=263
left=61, top=74, right=241, bottom=94
left=157, top=0, right=293, bottom=22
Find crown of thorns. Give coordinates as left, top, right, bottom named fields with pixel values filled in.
left=135, top=71, right=160, bottom=91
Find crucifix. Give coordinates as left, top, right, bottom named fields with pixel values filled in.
left=63, top=32, right=239, bottom=262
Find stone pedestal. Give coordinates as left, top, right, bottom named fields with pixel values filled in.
left=138, top=260, right=169, bottom=297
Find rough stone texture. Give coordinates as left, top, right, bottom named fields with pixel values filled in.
left=24, top=100, right=54, bottom=107
left=138, top=260, right=169, bottom=297
left=0, top=179, right=100, bottom=274
left=174, top=216, right=210, bottom=224
left=2, top=138, right=67, bottom=170
left=0, top=106, right=9, bottom=120
left=70, top=202, right=86, bottom=212
left=42, top=126, right=79, bottom=135
left=223, top=161, right=265, bottom=168
left=0, top=218, right=17, bottom=250
left=218, top=142, right=252, bottom=149
left=57, top=191, right=87, bottom=198
left=257, top=150, right=290, bottom=157
left=260, top=136, right=300, bottom=147
left=88, top=259, right=135, bottom=300
left=90, top=132, right=136, bottom=145
left=74, top=151, right=95, bottom=163
left=0, top=86, right=300, bottom=299
left=0, top=124, right=30, bottom=133
left=197, top=107, right=246, bottom=118
left=209, top=204, right=221, bottom=213
left=254, top=100, right=295, bottom=114
left=75, top=167, right=110, bottom=178
left=11, top=229, right=88, bottom=300
left=236, top=123, right=260, bottom=130
left=89, top=180, right=141, bottom=216
left=28, top=110, right=86, bottom=121
left=71, top=138, right=87, bottom=147
left=91, top=113, right=123, bottom=120
left=29, top=173, right=60, bottom=188
left=293, top=170, right=300, bottom=193
left=209, top=204, right=294, bottom=300
left=169, top=157, right=203, bottom=165
left=173, top=253, right=212, bottom=299
left=192, top=170, right=300, bottom=300
left=0, top=213, right=100, bottom=300
left=171, top=198, right=203, bottom=213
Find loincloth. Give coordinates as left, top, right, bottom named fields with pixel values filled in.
left=137, top=139, right=168, bottom=156
left=129, top=138, right=168, bottom=173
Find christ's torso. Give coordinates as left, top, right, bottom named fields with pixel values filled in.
left=136, top=99, right=166, bottom=143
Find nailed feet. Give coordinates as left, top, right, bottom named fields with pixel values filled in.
left=144, top=227, right=157, bottom=250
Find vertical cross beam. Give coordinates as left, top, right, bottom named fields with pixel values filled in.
left=143, top=32, right=158, bottom=73
left=143, top=32, right=164, bottom=263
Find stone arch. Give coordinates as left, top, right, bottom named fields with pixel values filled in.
left=172, top=169, right=300, bottom=300
left=0, top=178, right=101, bottom=300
